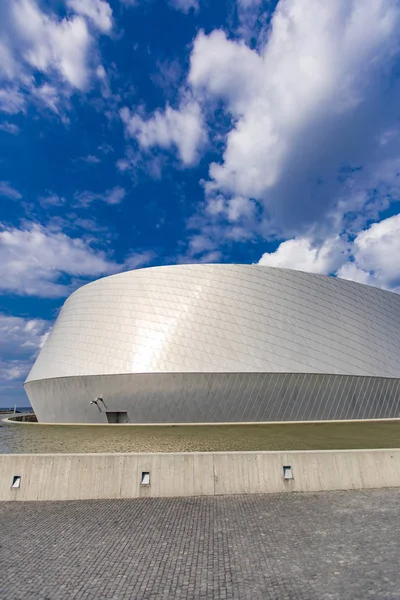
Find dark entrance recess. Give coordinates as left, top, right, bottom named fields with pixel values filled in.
left=106, top=411, right=129, bottom=424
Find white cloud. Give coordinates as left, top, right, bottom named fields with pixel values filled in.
left=258, top=236, right=349, bottom=275
left=335, top=262, right=373, bottom=286
left=0, top=314, right=49, bottom=366
left=198, top=250, right=222, bottom=263
left=0, top=122, right=19, bottom=134
left=74, top=185, right=126, bottom=206
left=98, top=143, right=113, bottom=154
left=0, top=314, right=50, bottom=407
left=177, top=231, right=223, bottom=264
left=189, top=30, right=262, bottom=113
left=0, top=0, right=112, bottom=114
left=82, top=154, right=101, bottom=163
left=0, top=181, right=22, bottom=200
left=151, top=59, right=183, bottom=97
left=31, top=83, right=60, bottom=113
left=104, top=186, right=126, bottom=204
left=169, top=0, right=199, bottom=14
left=124, top=250, right=156, bottom=270
left=187, top=0, right=400, bottom=239
left=258, top=213, right=400, bottom=294
left=67, top=0, right=113, bottom=33
left=206, top=194, right=256, bottom=222
left=188, top=233, right=216, bottom=255
left=179, top=231, right=223, bottom=263
left=338, top=214, right=400, bottom=292
left=0, top=40, right=20, bottom=80
left=235, top=0, right=266, bottom=43
left=116, top=146, right=165, bottom=179
left=0, top=223, right=120, bottom=297
left=11, top=0, right=92, bottom=90
left=0, top=88, right=26, bottom=114
left=121, top=100, right=207, bottom=166
left=237, top=0, right=262, bottom=7
left=39, top=193, right=66, bottom=207
left=121, top=0, right=198, bottom=11
left=0, top=220, right=159, bottom=301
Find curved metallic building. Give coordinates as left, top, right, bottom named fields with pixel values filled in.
left=25, top=264, right=400, bottom=423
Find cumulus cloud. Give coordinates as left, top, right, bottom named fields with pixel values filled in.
left=0, top=0, right=112, bottom=114
left=187, top=0, right=400, bottom=241
left=120, top=100, right=207, bottom=166
left=0, top=314, right=50, bottom=406
left=338, top=214, right=400, bottom=292
left=189, top=30, right=262, bottom=113
left=0, top=223, right=120, bottom=297
left=258, top=213, right=400, bottom=294
left=124, top=0, right=400, bottom=262
left=259, top=236, right=350, bottom=275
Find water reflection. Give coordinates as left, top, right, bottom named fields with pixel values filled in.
left=1, top=419, right=399, bottom=454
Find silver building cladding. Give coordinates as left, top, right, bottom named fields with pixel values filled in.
left=25, top=264, right=400, bottom=424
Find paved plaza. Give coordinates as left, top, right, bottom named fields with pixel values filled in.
left=1, top=489, right=400, bottom=599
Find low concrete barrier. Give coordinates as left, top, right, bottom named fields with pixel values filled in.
left=1, top=449, right=400, bottom=501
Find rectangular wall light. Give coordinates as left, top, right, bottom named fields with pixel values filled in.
left=11, top=475, right=21, bottom=489
left=141, top=472, right=150, bottom=486
left=283, top=466, right=293, bottom=480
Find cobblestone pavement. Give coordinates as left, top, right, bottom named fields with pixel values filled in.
left=1, top=489, right=400, bottom=600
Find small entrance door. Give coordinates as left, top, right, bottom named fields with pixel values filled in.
left=106, top=411, right=129, bottom=423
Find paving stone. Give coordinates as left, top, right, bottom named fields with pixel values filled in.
left=1, top=489, right=400, bottom=599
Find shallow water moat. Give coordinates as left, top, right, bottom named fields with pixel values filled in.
left=1, top=419, right=400, bottom=454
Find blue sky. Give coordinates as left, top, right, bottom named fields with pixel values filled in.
left=1, top=0, right=400, bottom=406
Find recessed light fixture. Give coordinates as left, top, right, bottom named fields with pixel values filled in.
left=11, top=475, right=21, bottom=489
left=141, top=472, right=150, bottom=486
left=283, top=466, right=293, bottom=480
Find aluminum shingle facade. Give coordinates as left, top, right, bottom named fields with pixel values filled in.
left=25, top=264, right=400, bottom=423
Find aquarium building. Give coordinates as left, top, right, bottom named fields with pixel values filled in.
left=25, top=264, right=400, bottom=424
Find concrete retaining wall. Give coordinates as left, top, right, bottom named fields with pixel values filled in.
left=1, top=449, right=400, bottom=501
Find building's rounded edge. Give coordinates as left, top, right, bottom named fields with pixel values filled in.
left=62, top=263, right=400, bottom=304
